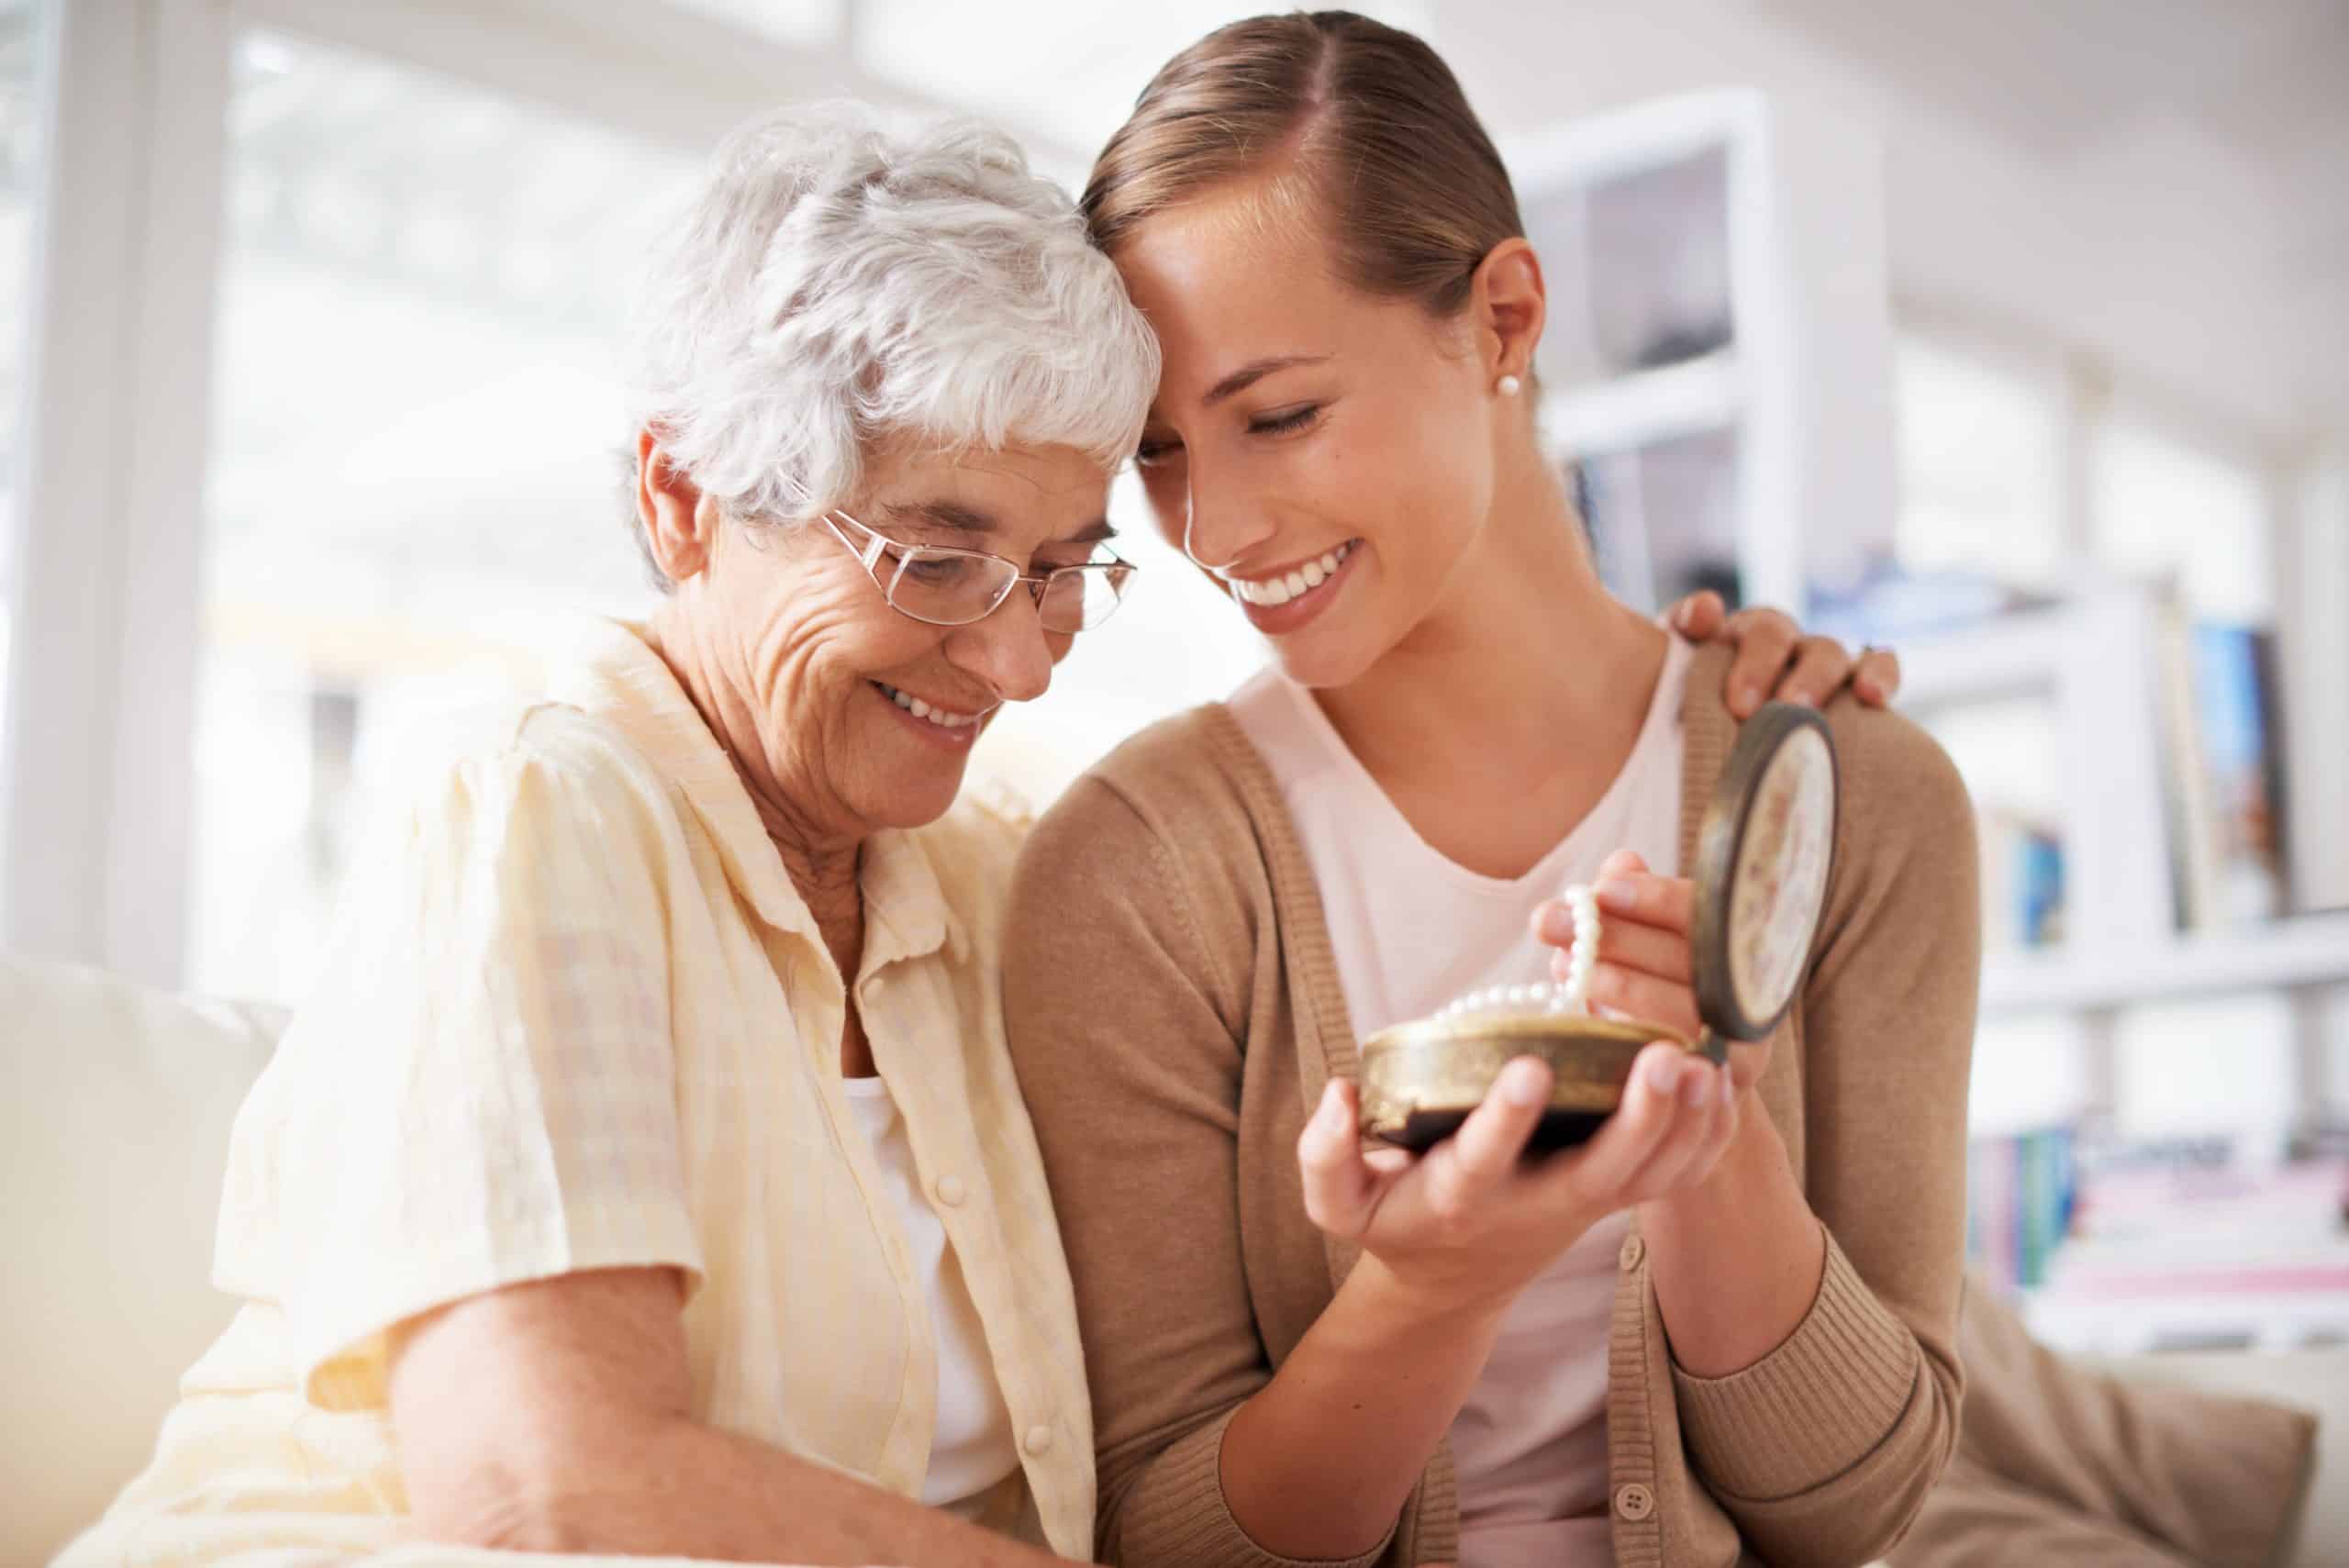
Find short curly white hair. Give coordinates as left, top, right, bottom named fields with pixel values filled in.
left=621, top=102, right=1161, bottom=585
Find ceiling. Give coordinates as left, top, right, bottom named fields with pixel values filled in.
left=1757, top=0, right=2349, bottom=431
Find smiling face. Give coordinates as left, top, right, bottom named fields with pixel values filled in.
left=1115, top=177, right=1517, bottom=690
left=648, top=436, right=1118, bottom=840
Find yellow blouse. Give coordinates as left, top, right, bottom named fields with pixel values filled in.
left=62, top=619, right=1092, bottom=1565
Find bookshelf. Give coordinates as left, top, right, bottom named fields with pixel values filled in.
left=1500, top=89, right=1894, bottom=620
left=1502, top=87, right=2346, bottom=1357
left=1982, top=915, right=2349, bottom=1016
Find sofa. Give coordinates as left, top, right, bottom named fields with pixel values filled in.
left=6, top=952, right=2342, bottom=1566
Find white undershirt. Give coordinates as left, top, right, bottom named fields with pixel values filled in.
left=840, top=1074, right=1019, bottom=1522
left=1228, top=633, right=1694, bottom=1568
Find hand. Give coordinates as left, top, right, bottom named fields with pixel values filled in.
left=1299, top=1041, right=1738, bottom=1314
left=1667, top=590, right=1900, bottom=719
left=1533, top=849, right=1773, bottom=1093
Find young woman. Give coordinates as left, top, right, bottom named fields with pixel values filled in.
left=1003, top=14, right=1977, bottom=1568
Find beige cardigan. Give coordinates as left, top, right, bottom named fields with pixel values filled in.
left=1003, top=643, right=1980, bottom=1568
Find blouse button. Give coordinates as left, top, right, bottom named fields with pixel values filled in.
left=934, top=1174, right=967, bottom=1207
left=1619, top=1234, right=1646, bottom=1271
left=1613, top=1483, right=1655, bottom=1521
left=1023, top=1424, right=1054, bottom=1457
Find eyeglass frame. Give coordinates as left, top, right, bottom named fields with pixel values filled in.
left=818, top=506, right=1138, bottom=633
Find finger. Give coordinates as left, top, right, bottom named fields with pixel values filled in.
left=1297, top=1081, right=1382, bottom=1238
left=1598, top=848, right=1648, bottom=882
left=1765, top=635, right=1850, bottom=709
left=1584, top=962, right=1703, bottom=1040
left=1535, top=1041, right=1686, bottom=1207
left=1425, top=1057, right=1551, bottom=1217
left=1542, top=903, right=1694, bottom=982
left=1856, top=646, right=1902, bottom=706
left=1667, top=589, right=1726, bottom=639
left=1724, top=1039, right=1771, bottom=1095
left=1595, top=872, right=1696, bottom=936
left=1618, top=1054, right=1730, bottom=1199
left=1720, top=606, right=1799, bottom=718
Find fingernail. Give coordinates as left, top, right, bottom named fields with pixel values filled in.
left=1319, top=1087, right=1348, bottom=1131
left=1503, top=1059, right=1548, bottom=1106
left=1682, top=1062, right=1711, bottom=1107
left=1645, top=1054, right=1678, bottom=1095
left=1720, top=1069, right=1736, bottom=1108
left=1784, top=687, right=1815, bottom=708
left=1737, top=684, right=1762, bottom=713
left=1596, top=880, right=1636, bottom=913
left=1538, top=905, right=1572, bottom=941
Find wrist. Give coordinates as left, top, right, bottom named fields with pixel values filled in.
left=1344, top=1250, right=1524, bottom=1338
left=1643, top=1092, right=1790, bottom=1229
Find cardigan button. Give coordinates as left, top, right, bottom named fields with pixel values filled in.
left=1023, top=1424, right=1054, bottom=1456
left=1619, top=1234, right=1645, bottom=1271
left=934, top=1175, right=967, bottom=1207
left=1613, top=1483, right=1655, bottom=1521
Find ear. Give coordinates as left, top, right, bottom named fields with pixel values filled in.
left=1471, top=237, right=1546, bottom=384
left=635, top=428, right=717, bottom=583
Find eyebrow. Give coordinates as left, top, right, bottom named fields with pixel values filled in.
left=1202, top=354, right=1331, bottom=407
left=884, top=499, right=1116, bottom=549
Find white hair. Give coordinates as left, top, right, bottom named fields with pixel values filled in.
left=623, top=102, right=1160, bottom=581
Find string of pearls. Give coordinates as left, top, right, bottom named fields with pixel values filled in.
left=1438, top=884, right=1601, bottom=1020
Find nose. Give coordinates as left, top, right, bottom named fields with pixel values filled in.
left=1177, top=462, right=1276, bottom=574
left=948, top=586, right=1054, bottom=705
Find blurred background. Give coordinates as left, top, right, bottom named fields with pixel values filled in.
left=4, top=0, right=2348, bottom=1522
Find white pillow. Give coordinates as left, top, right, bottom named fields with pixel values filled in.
left=0, top=955, right=287, bottom=1565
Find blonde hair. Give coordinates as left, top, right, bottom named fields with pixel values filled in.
left=1083, top=10, right=1523, bottom=320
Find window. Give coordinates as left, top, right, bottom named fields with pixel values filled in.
left=0, top=0, right=52, bottom=901
left=188, top=32, right=698, bottom=1001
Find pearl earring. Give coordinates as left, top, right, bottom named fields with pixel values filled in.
left=1497, top=374, right=1522, bottom=397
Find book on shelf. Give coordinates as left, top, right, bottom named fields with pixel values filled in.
left=2152, top=601, right=2292, bottom=930
left=1976, top=808, right=2065, bottom=953
left=2020, top=1131, right=2349, bottom=1339
left=1966, top=1127, right=2076, bottom=1298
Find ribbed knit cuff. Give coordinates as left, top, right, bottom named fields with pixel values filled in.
left=1668, top=1232, right=1921, bottom=1500
left=1119, top=1408, right=1400, bottom=1568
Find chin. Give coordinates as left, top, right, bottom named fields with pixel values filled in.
left=870, top=764, right=972, bottom=830
left=1264, top=617, right=1393, bottom=692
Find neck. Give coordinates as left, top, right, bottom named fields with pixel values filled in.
left=640, top=607, right=865, bottom=980
left=1316, top=460, right=1665, bottom=803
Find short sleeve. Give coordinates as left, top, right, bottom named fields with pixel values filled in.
left=213, top=706, right=705, bottom=1409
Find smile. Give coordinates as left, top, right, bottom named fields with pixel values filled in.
left=873, top=682, right=991, bottom=730
left=1224, top=540, right=1357, bottom=607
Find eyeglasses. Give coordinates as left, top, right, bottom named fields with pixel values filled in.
left=819, top=507, right=1137, bottom=634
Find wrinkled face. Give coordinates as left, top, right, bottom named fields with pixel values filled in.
left=1115, top=180, right=1501, bottom=689
left=698, top=439, right=1115, bottom=834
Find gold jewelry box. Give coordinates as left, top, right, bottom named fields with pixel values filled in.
left=1359, top=701, right=1840, bottom=1153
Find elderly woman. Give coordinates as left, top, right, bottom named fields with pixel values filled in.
left=62, top=105, right=1887, bottom=1568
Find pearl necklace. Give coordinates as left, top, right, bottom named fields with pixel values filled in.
left=1437, top=884, right=1601, bottom=1020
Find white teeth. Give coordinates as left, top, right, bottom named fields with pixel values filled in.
left=880, top=684, right=982, bottom=729
left=1232, top=540, right=1353, bottom=608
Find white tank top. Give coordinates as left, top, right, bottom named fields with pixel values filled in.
left=1228, top=633, right=1694, bottom=1568
left=840, top=1074, right=1019, bottom=1520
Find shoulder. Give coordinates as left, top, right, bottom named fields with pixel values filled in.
left=1803, top=695, right=1979, bottom=950
left=1019, top=706, right=1256, bottom=885
left=1816, top=695, right=1974, bottom=849
left=1008, top=705, right=1270, bottom=955
left=364, top=698, right=685, bottom=862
